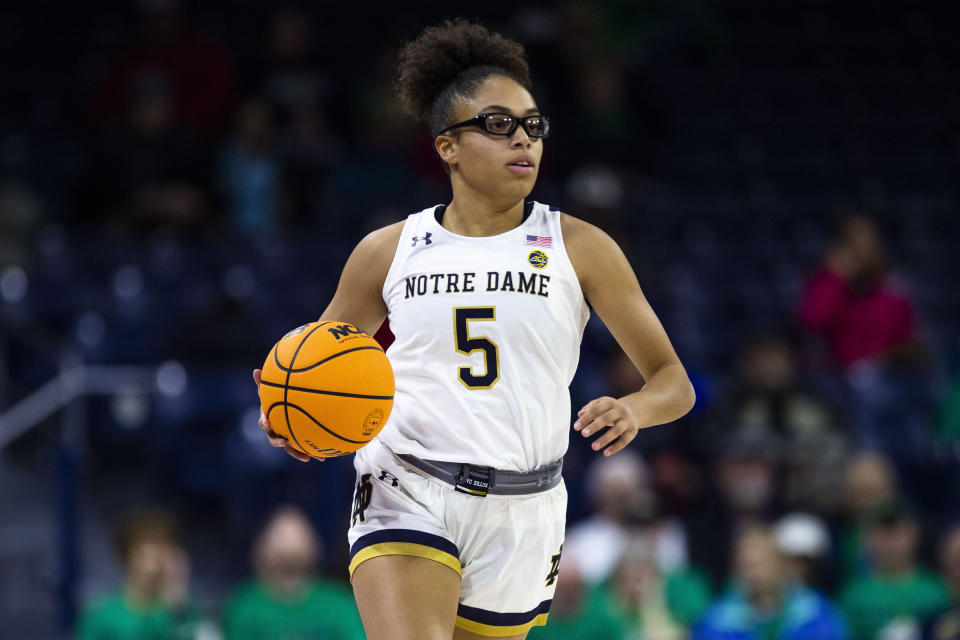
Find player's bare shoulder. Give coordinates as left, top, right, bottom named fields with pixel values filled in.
left=348, top=220, right=407, bottom=286
left=321, top=220, right=406, bottom=334
left=357, top=220, right=406, bottom=263
left=558, top=212, right=624, bottom=289
left=558, top=211, right=610, bottom=249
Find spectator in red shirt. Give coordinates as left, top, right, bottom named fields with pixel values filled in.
left=91, top=0, right=234, bottom=139
left=799, top=213, right=917, bottom=370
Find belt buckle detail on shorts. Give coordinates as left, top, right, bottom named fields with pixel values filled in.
left=455, top=464, right=494, bottom=497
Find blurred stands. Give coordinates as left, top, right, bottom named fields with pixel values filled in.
left=0, top=0, right=958, bottom=637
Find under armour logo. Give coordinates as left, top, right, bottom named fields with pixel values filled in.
left=378, top=470, right=399, bottom=487
left=411, top=233, right=432, bottom=247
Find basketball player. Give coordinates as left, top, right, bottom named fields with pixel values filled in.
left=253, top=20, right=695, bottom=640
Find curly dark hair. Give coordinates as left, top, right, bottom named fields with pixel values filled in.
left=395, top=19, right=532, bottom=137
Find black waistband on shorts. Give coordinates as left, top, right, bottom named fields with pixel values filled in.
left=394, top=452, right=563, bottom=497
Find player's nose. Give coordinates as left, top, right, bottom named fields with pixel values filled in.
left=509, top=125, right=533, bottom=148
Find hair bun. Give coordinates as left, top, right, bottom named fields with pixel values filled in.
left=395, top=19, right=531, bottom=126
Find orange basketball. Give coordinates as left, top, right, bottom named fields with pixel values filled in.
left=259, top=320, right=394, bottom=458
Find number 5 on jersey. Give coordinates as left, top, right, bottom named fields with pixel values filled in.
left=453, top=307, right=500, bottom=389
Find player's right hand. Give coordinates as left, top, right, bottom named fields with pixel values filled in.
left=252, top=368, right=315, bottom=462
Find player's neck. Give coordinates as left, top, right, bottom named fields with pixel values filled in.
left=444, top=190, right=525, bottom=237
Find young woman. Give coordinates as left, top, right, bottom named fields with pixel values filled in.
left=254, top=19, right=695, bottom=640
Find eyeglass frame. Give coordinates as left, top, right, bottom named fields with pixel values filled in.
left=437, top=112, right=551, bottom=139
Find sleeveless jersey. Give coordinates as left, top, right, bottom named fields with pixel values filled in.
left=378, top=201, right=590, bottom=471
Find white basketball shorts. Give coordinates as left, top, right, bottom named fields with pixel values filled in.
left=347, top=440, right=567, bottom=637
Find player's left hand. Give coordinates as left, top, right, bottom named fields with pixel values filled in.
left=573, top=396, right=639, bottom=457
left=253, top=368, right=316, bottom=462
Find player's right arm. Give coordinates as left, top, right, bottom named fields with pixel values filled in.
left=255, top=221, right=406, bottom=461
left=315, top=221, right=405, bottom=334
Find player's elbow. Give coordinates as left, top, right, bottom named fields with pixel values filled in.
left=678, top=373, right=697, bottom=416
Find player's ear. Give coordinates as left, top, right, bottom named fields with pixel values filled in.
left=435, top=134, right=458, bottom=167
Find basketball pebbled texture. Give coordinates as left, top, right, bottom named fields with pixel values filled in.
left=259, top=320, right=395, bottom=458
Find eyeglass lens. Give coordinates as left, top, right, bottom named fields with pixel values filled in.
left=483, top=114, right=549, bottom=138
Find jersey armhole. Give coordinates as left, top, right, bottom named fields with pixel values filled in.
left=381, top=214, right=418, bottom=303
left=552, top=209, right=592, bottom=318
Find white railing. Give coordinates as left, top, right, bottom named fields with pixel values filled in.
left=0, top=365, right=166, bottom=450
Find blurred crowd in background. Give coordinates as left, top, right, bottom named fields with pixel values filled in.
left=0, top=0, right=958, bottom=638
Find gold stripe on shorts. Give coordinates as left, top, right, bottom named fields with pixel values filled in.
left=348, top=541, right=462, bottom=579
left=454, top=613, right=550, bottom=637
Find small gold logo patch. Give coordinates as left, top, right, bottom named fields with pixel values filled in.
left=363, top=408, right=385, bottom=436
left=528, top=250, right=548, bottom=269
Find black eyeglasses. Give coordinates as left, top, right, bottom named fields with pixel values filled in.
left=439, top=112, right=550, bottom=139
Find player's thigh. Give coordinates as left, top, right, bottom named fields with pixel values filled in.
left=453, top=628, right=527, bottom=640
left=353, top=554, right=462, bottom=640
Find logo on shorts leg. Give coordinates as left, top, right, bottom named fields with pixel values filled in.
left=352, top=473, right=373, bottom=525
left=545, top=544, right=563, bottom=586
left=378, top=469, right=399, bottom=487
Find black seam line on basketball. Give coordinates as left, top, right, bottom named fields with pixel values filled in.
left=272, top=324, right=322, bottom=371
left=273, top=328, right=383, bottom=373
left=265, top=401, right=309, bottom=451
left=284, top=323, right=327, bottom=450
left=269, top=403, right=309, bottom=452
left=272, top=321, right=335, bottom=372
left=259, top=379, right=393, bottom=400
left=264, top=402, right=306, bottom=450
left=282, top=345, right=383, bottom=373
left=267, top=401, right=371, bottom=445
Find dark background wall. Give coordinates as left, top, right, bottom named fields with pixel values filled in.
left=0, top=1, right=958, bottom=637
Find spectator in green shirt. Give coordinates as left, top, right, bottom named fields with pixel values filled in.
left=606, top=536, right=711, bottom=639
left=76, top=508, right=209, bottom=640
left=838, top=452, right=899, bottom=581
left=922, top=524, right=960, bottom=640
left=840, top=497, right=950, bottom=640
left=528, top=555, right=625, bottom=640
left=222, top=505, right=364, bottom=640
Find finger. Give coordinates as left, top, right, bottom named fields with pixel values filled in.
left=258, top=414, right=274, bottom=433
left=284, top=444, right=312, bottom=462
left=586, top=395, right=614, bottom=410
left=576, top=399, right=596, bottom=419
left=259, top=417, right=285, bottom=445
left=577, top=396, right=611, bottom=417
left=602, top=429, right=638, bottom=457
left=591, top=420, right=629, bottom=451
left=579, top=407, right=618, bottom=435
left=574, top=399, right=598, bottom=426
left=253, top=369, right=262, bottom=386
left=265, top=426, right=286, bottom=446
left=580, top=408, right=621, bottom=437
left=574, top=398, right=613, bottom=431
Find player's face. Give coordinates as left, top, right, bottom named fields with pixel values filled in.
left=441, top=75, right=544, bottom=205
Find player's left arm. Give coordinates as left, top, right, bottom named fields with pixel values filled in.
left=562, top=214, right=696, bottom=456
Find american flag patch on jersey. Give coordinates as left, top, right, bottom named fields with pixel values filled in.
left=525, top=234, right=553, bottom=248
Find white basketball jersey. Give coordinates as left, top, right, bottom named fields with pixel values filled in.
left=378, top=201, right=590, bottom=471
